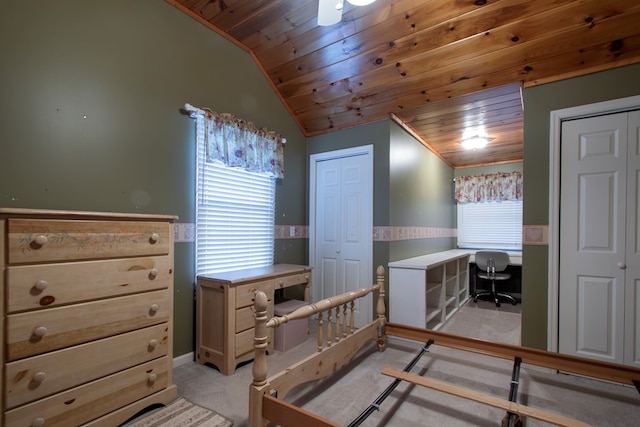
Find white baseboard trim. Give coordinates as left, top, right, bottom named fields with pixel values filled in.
left=173, top=352, right=194, bottom=368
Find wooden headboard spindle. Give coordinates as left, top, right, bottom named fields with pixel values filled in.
left=252, top=266, right=387, bottom=388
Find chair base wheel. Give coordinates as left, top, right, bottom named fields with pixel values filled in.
left=474, top=291, right=517, bottom=307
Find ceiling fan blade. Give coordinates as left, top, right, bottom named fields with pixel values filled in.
left=318, top=0, right=342, bottom=26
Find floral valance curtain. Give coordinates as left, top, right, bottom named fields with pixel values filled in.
left=186, top=104, right=285, bottom=179
left=454, top=171, right=523, bottom=203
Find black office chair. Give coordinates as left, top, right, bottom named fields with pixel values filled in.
left=474, top=250, right=517, bottom=307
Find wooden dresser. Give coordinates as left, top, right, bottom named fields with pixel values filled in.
left=196, top=264, right=311, bottom=375
left=0, top=208, right=178, bottom=427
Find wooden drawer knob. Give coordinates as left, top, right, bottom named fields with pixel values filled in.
left=33, top=326, right=48, bottom=338
left=149, top=233, right=160, bottom=244
left=33, top=371, right=46, bottom=383
left=30, top=235, right=48, bottom=249
left=149, top=304, right=159, bottom=313
left=149, top=268, right=159, bottom=279
left=148, top=373, right=158, bottom=383
left=148, top=339, right=159, bottom=350
left=34, top=280, right=48, bottom=291
left=32, top=418, right=46, bottom=427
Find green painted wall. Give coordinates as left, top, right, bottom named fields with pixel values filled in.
left=389, top=121, right=455, bottom=260
left=0, top=0, right=307, bottom=357
left=521, top=62, right=640, bottom=349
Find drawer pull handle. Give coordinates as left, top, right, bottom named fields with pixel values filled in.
left=149, top=304, right=159, bottom=313
left=149, top=268, right=159, bottom=279
left=32, top=418, right=46, bottom=427
left=34, top=280, right=48, bottom=291
left=33, top=372, right=46, bottom=383
left=149, top=233, right=160, bottom=244
left=148, top=373, right=158, bottom=383
left=31, top=235, right=48, bottom=249
left=149, top=339, right=159, bottom=349
left=33, top=326, right=48, bottom=338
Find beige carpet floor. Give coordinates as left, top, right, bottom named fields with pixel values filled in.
left=173, top=300, right=640, bottom=426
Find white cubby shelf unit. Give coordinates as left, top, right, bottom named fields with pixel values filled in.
left=389, top=249, right=470, bottom=330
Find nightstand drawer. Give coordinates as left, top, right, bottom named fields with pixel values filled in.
left=5, top=323, right=169, bottom=409
left=235, top=279, right=274, bottom=309
left=275, top=272, right=311, bottom=289
left=6, top=256, right=171, bottom=313
left=236, top=302, right=274, bottom=333
left=7, top=219, right=171, bottom=264
left=6, top=290, right=170, bottom=361
left=236, top=328, right=272, bottom=358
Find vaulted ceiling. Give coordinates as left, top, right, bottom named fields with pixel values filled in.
left=167, top=0, right=640, bottom=168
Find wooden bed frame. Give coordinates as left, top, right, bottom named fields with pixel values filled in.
left=249, top=266, right=640, bottom=427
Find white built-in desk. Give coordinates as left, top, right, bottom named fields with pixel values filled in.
left=467, top=250, right=522, bottom=301
left=389, top=249, right=470, bottom=330
left=467, top=250, right=522, bottom=266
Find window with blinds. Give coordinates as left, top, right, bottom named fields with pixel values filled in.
left=195, top=115, right=275, bottom=276
left=456, top=200, right=523, bottom=250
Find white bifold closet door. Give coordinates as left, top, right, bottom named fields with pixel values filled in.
left=559, top=110, right=640, bottom=367
left=312, top=150, right=373, bottom=328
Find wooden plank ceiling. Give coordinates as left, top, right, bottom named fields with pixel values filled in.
left=167, top=0, right=640, bottom=168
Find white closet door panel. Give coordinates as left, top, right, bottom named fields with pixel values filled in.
left=625, top=110, right=640, bottom=366
left=340, top=155, right=372, bottom=327
left=626, top=278, right=640, bottom=366
left=574, top=275, right=621, bottom=362
left=316, top=160, right=341, bottom=302
left=319, top=258, right=338, bottom=300
left=578, top=172, right=617, bottom=251
left=343, top=259, right=361, bottom=295
left=559, top=113, right=627, bottom=364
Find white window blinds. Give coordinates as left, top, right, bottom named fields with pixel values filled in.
left=195, top=115, right=275, bottom=276
left=457, top=200, right=522, bottom=250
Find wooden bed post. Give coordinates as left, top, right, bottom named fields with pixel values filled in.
left=376, top=265, right=386, bottom=352
left=252, top=291, right=269, bottom=387
left=250, top=291, right=269, bottom=427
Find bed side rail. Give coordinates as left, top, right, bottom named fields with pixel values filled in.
left=385, top=322, right=640, bottom=388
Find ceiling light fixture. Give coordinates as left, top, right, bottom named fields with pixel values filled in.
left=318, top=0, right=377, bottom=26
left=460, top=135, right=493, bottom=150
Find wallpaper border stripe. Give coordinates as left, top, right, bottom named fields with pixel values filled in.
left=174, top=223, right=548, bottom=245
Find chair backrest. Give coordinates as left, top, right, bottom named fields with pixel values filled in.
left=475, top=251, right=510, bottom=273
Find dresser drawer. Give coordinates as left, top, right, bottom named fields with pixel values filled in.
left=4, top=357, right=169, bottom=427
left=235, top=279, right=274, bottom=309
left=6, top=256, right=172, bottom=313
left=274, top=272, right=311, bottom=290
left=7, top=219, right=171, bottom=264
left=6, top=290, right=170, bottom=361
left=5, top=323, right=169, bottom=409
